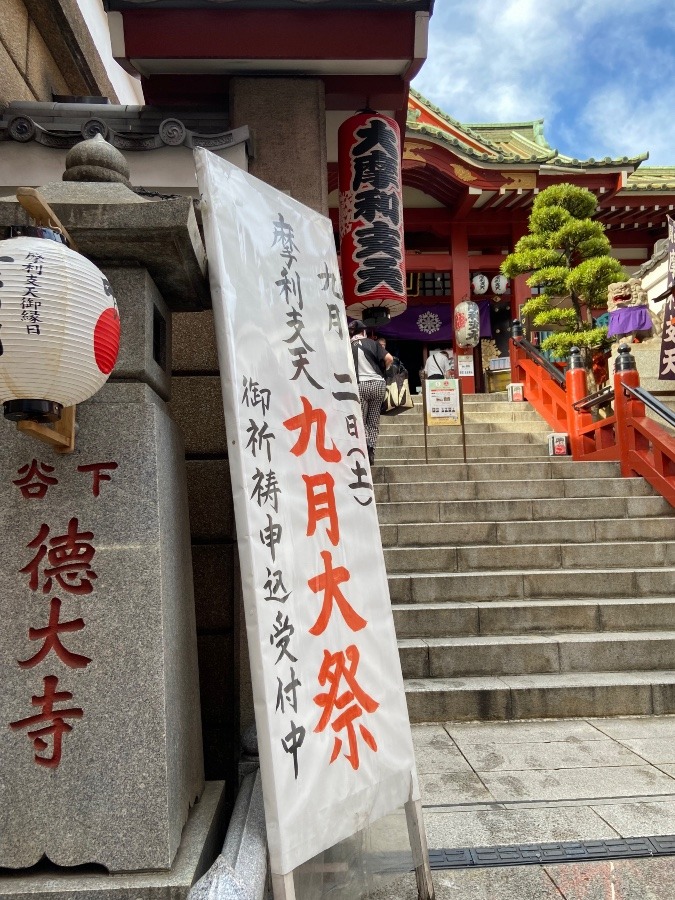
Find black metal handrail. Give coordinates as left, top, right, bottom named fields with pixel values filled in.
left=512, top=335, right=567, bottom=387
left=572, top=386, right=615, bottom=412
left=622, top=384, right=675, bottom=430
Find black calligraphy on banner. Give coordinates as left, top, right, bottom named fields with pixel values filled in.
left=241, top=370, right=303, bottom=778
left=349, top=117, right=403, bottom=298
left=21, top=250, right=45, bottom=336
left=659, top=215, right=675, bottom=381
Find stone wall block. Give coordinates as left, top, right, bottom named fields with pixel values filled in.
left=0, top=40, right=35, bottom=106
left=172, top=310, right=220, bottom=374
left=197, top=633, right=235, bottom=728
left=0, top=0, right=29, bottom=77
left=186, top=460, right=235, bottom=541
left=192, top=544, right=235, bottom=632
left=26, top=18, right=69, bottom=100
left=170, top=376, right=228, bottom=455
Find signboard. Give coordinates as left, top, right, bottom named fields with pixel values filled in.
left=425, top=378, right=461, bottom=426
left=457, top=355, right=475, bottom=378
left=194, top=150, right=421, bottom=879
left=659, top=215, right=675, bottom=381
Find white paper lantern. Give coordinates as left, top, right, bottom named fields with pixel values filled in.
left=491, top=274, right=508, bottom=294
left=0, top=235, right=120, bottom=421
left=454, top=300, right=480, bottom=348
left=471, top=273, right=489, bottom=295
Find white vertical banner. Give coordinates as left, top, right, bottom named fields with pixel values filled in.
left=194, top=150, right=419, bottom=876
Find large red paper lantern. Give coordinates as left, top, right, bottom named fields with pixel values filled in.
left=0, top=233, right=120, bottom=422
left=338, top=112, right=406, bottom=327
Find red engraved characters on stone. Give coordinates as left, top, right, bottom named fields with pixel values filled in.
left=18, top=598, right=91, bottom=670
left=13, top=460, right=58, bottom=499
left=303, top=473, right=340, bottom=547
left=9, top=675, right=83, bottom=768
left=314, top=644, right=378, bottom=770
left=77, top=461, right=118, bottom=497
left=20, top=518, right=97, bottom=595
left=283, top=396, right=341, bottom=463
left=307, top=550, right=366, bottom=636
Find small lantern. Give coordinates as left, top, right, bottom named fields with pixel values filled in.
left=0, top=232, right=120, bottom=422
left=454, top=300, right=480, bottom=348
left=471, top=273, right=489, bottom=295
left=338, top=111, right=406, bottom=328
left=491, top=274, right=508, bottom=294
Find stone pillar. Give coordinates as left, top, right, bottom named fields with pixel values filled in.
left=0, top=270, right=204, bottom=873
left=229, top=76, right=328, bottom=216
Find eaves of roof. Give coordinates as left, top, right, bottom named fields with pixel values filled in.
left=623, top=167, right=675, bottom=192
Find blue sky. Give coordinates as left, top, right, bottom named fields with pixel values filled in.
left=413, top=0, right=675, bottom=167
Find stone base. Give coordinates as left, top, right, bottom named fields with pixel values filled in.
left=0, top=782, right=227, bottom=900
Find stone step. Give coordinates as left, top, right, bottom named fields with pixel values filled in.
left=392, top=598, right=675, bottom=640
left=404, top=670, right=675, bottom=722
left=375, top=476, right=656, bottom=504
left=378, top=431, right=544, bottom=447
left=398, top=631, right=675, bottom=679
left=383, top=540, right=675, bottom=574
left=383, top=411, right=545, bottom=425
left=373, top=460, right=622, bottom=483
left=376, top=444, right=549, bottom=461
left=378, top=420, right=551, bottom=434
left=376, top=494, right=672, bottom=525
left=380, top=516, right=675, bottom=549
left=389, top=566, right=675, bottom=603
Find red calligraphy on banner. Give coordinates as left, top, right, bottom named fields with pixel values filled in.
left=283, top=396, right=341, bottom=462
left=303, top=473, right=339, bottom=546
left=314, top=644, right=379, bottom=770
left=20, top=518, right=97, bottom=595
left=13, top=460, right=58, bottom=499
left=307, top=550, right=366, bottom=636
left=9, top=675, right=84, bottom=768
left=18, top=597, right=91, bottom=670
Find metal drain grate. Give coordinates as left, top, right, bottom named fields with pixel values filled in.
left=428, top=836, right=675, bottom=870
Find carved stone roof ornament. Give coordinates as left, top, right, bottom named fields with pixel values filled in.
left=63, top=134, right=132, bottom=186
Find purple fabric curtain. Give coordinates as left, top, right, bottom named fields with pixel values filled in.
left=374, top=302, right=492, bottom=342
left=607, top=307, right=651, bottom=337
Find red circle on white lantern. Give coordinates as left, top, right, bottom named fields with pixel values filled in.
left=94, top=306, right=121, bottom=374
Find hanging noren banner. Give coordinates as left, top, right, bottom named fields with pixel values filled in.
left=659, top=215, right=675, bottom=380
left=194, top=150, right=429, bottom=888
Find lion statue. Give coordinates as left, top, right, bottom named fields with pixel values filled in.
left=607, top=278, right=654, bottom=346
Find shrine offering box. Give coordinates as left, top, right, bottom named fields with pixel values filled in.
left=547, top=433, right=570, bottom=456
left=507, top=383, right=525, bottom=402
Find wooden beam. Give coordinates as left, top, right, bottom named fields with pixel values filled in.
left=16, top=406, right=76, bottom=454
left=16, top=187, right=79, bottom=250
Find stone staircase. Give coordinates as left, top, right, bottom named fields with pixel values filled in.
left=375, top=393, right=675, bottom=724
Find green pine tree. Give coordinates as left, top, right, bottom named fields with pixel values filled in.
left=501, top=183, right=626, bottom=360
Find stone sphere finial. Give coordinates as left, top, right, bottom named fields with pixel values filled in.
left=62, top=134, right=131, bottom=186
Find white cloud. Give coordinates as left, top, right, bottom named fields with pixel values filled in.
left=414, top=0, right=675, bottom=166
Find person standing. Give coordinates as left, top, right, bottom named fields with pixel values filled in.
left=349, top=320, right=393, bottom=466
left=424, top=347, right=454, bottom=380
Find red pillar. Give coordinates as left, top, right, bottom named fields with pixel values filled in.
left=450, top=222, right=475, bottom=394
left=510, top=221, right=530, bottom=329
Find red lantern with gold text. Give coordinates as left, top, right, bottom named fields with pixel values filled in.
left=338, top=112, right=406, bottom=329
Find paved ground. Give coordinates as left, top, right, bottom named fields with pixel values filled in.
left=388, top=715, right=675, bottom=898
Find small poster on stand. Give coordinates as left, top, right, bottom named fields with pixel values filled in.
left=425, top=378, right=461, bottom=427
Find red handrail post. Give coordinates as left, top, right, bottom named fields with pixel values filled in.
left=509, top=319, right=524, bottom=384
left=565, top=347, right=591, bottom=459
left=614, top=344, right=644, bottom=478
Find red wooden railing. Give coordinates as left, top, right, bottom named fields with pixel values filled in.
left=509, top=328, right=675, bottom=508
